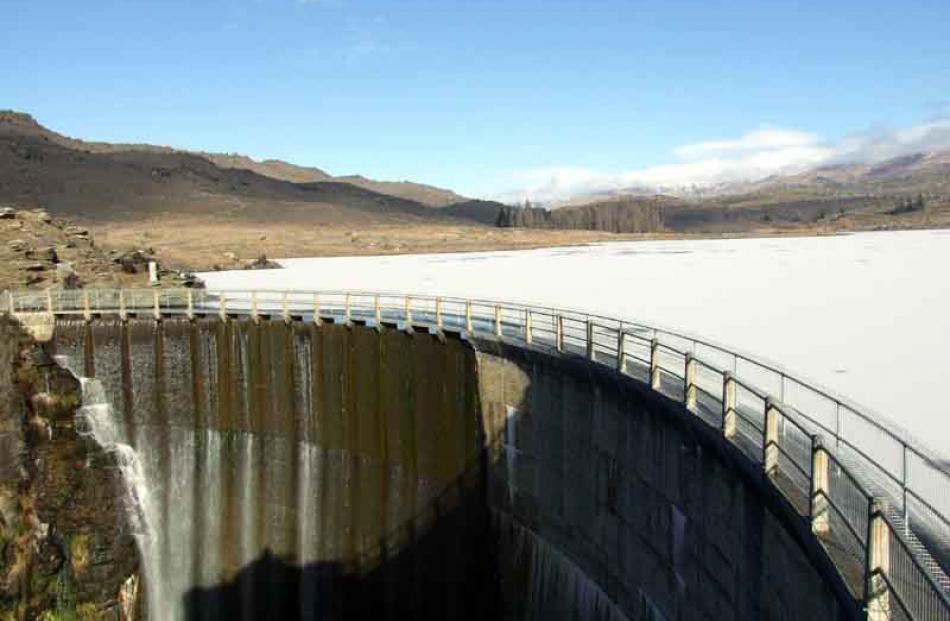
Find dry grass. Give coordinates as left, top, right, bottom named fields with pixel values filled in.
left=90, top=205, right=950, bottom=275
left=69, top=534, right=91, bottom=578
left=89, top=216, right=848, bottom=273
left=92, top=217, right=649, bottom=271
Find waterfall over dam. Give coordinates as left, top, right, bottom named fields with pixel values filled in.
left=48, top=315, right=856, bottom=621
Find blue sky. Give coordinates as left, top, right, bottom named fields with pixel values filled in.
left=3, top=0, right=950, bottom=199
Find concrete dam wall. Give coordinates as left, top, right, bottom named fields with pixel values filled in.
left=48, top=316, right=856, bottom=621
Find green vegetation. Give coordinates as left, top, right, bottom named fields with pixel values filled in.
left=38, top=603, right=99, bottom=621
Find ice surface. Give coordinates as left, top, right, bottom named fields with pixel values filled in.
left=198, top=229, right=950, bottom=457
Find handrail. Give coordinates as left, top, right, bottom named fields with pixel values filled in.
left=193, top=289, right=946, bottom=465
left=3, top=286, right=948, bottom=619
left=883, top=512, right=950, bottom=614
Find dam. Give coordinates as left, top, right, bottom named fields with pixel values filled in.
left=2, top=289, right=949, bottom=621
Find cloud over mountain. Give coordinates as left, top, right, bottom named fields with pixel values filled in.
left=504, top=119, right=950, bottom=204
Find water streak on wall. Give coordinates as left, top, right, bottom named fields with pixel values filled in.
left=49, top=316, right=853, bottom=621
left=53, top=317, right=488, bottom=621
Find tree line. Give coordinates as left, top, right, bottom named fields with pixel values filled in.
left=886, top=194, right=926, bottom=215
left=495, top=199, right=662, bottom=234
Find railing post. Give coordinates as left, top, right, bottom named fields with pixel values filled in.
left=313, top=293, right=323, bottom=325
left=46, top=289, right=54, bottom=316
left=218, top=294, right=227, bottom=322
left=865, top=498, right=891, bottom=621
left=436, top=298, right=443, bottom=329
left=282, top=292, right=291, bottom=323
left=373, top=295, right=381, bottom=324
left=465, top=300, right=473, bottom=334
left=250, top=292, right=259, bottom=323
left=810, top=435, right=830, bottom=537
left=405, top=296, right=413, bottom=329
left=722, top=372, right=736, bottom=439
left=650, top=338, right=661, bottom=390
left=118, top=290, right=127, bottom=321
left=152, top=290, right=161, bottom=321
left=834, top=402, right=841, bottom=449
left=344, top=293, right=352, bottom=324
left=556, top=315, right=564, bottom=352
left=901, top=445, right=909, bottom=535
left=494, top=305, right=501, bottom=337
left=684, top=353, right=697, bottom=410
left=524, top=309, right=532, bottom=345
left=586, top=320, right=595, bottom=360
left=763, top=398, right=779, bottom=476
left=7, top=290, right=14, bottom=315
left=83, top=289, right=92, bottom=321
left=616, top=331, right=626, bottom=372
left=185, top=289, right=194, bottom=321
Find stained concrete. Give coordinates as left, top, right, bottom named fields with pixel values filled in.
left=43, top=316, right=860, bottom=621
left=474, top=338, right=858, bottom=621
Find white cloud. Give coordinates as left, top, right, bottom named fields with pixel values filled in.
left=674, top=128, right=820, bottom=160
left=831, top=120, right=950, bottom=165
left=501, top=119, right=950, bottom=204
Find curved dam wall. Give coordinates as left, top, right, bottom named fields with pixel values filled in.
left=48, top=316, right=856, bottom=621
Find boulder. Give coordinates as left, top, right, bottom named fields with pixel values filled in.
left=179, top=272, right=203, bottom=288
left=56, top=262, right=81, bottom=289
left=26, top=246, right=58, bottom=263
left=114, top=249, right=153, bottom=274
left=0, top=206, right=16, bottom=219
left=243, top=254, right=282, bottom=270
left=35, top=536, right=65, bottom=577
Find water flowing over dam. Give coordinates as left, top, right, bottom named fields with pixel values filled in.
left=44, top=312, right=870, bottom=621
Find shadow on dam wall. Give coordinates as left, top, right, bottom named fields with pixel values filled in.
left=181, top=462, right=500, bottom=621
left=50, top=316, right=857, bottom=621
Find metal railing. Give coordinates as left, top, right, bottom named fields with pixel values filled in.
left=3, top=287, right=948, bottom=619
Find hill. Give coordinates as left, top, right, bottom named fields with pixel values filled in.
left=0, top=111, right=465, bottom=216
left=0, top=112, right=610, bottom=268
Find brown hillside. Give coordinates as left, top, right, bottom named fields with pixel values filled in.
left=0, top=113, right=472, bottom=226
left=0, top=112, right=465, bottom=209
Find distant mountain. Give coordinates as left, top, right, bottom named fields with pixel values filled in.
left=440, top=199, right=508, bottom=225
left=502, top=152, right=950, bottom=235
left=550, top=151, right=950, bottom=207
left=334, top=175, right=465, bottom=208
left=3, top=110, right=947, bottom=238
left=0, top=111, right=476, bottom=225
left=0, top=111, right=466, bottom=212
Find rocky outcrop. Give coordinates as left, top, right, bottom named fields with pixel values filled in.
left=0, top=316, right=140, bottom=620
left=0, top=206, right=202, bottom=290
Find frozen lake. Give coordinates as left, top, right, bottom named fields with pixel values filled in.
left=198, top=229, right=950, bottom=458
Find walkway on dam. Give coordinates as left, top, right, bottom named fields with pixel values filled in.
left=4, top=287, right=949, bottom=621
